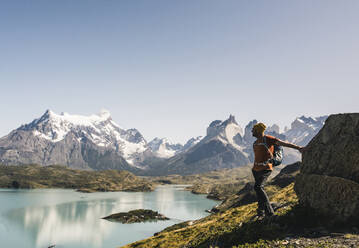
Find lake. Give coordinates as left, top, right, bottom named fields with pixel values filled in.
left=0, top=185, right=219, bottom=248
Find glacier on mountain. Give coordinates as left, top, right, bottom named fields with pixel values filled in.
left=19, top=109, right=148, bottom=165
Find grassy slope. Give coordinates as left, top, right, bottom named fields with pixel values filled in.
left=121, top=184, right=297, bottom=248
left=0, top=164, right=155, bottom=192
left=121, top=183, right=359, bottom=248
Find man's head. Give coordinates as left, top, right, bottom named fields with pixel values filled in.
left=252, top=123, right=266, bottom=138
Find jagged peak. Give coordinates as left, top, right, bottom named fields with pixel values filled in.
left=45, top=109, right=54, bottom=115
left=295, top=115, right=328, bottom=123
left=209, top=120, right=222, bottom=128
left=245, top=119, right=258, bottom=128
left=226, top=114, right=238, bottom=125
left=39, top=109, right=54, bottom=119
left=291, top=115, right=328, bottom=130
left=209, top=115, right=238, bottom=129
left=296, top=115, right=315, bottom=123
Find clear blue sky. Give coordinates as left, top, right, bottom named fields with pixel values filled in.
left=1, top=0, right=358, bottom=143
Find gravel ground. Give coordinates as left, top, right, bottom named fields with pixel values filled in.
left=269, top=233, right=359, bottom=248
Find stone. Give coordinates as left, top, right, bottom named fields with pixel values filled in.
left=294, top=113, right=359, bottom=223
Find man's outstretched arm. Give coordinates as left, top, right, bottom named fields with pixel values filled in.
left=275, top=140, right=305, bottom=153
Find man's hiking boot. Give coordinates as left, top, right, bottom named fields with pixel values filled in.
left=250, top=210, right=265, bottom=222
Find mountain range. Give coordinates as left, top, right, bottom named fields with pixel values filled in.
left=0, top=110, right=327, bottom=175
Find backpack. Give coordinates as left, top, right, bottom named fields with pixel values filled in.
left=263, top=136, right=283, bottom=166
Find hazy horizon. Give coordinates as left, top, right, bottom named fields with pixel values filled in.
left=1, top=0, right=358, bottom=143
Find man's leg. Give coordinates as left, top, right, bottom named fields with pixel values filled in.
left=252, top=170, right=274, bottom=217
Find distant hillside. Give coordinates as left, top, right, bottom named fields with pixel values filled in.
left=150, top=165, right=254, bottom=200
left=0, top=164, right=155, bottom=192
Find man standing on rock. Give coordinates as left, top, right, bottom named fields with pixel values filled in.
left=251, top=123, right=304, bottom=218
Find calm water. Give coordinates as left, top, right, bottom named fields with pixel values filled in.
left=0, top=185, right=218, bottom=248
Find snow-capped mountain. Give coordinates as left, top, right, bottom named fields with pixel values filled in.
left=148, top=138, right=183, bottom=158
left=21, top=109, right=148, bottom=165
left=148, top=136, right=204, bottom=158
left=146, top=115, right=251, bottom=175
left=145, top=114, right=328, bottom=176
left=0, top=110, right=152, bottom=171
left=0, top=109, right=328, bottom=175
left=266, top=124, right=280, bottom=134
left=284, top=115, right=328, bottom=146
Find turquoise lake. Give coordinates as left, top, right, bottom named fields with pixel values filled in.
left=0, top=185, right=219, bottom=248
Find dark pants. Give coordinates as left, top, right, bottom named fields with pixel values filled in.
left=252, top=169, right=274, bottom=216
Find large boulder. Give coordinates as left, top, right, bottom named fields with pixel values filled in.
left=294, top=113, right=359, bottom=223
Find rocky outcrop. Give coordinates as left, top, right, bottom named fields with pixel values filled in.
left=294, top=113, right=359, bottom=223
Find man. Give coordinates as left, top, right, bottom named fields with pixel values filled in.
left=251, top=122, right=304, bottom=218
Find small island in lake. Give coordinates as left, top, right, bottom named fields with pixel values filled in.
left=102, top=209, right=169, bottom=223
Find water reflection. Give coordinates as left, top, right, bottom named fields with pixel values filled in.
left=1, top=186, right=217, bottom=248
left=7, top=199, right=119, bottom=247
